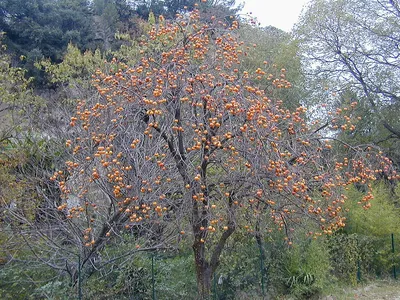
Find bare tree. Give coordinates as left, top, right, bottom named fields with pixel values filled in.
left=295, top=0, right=400, bottom=165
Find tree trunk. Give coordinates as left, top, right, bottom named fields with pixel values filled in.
left=195, top=262, right=213, bottom=299
left=193, top=240, right=213, bottom=299
left=192, top=223, right=235, bottom=299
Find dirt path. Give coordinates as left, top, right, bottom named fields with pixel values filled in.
left=322, top=281, right=400, bottom=300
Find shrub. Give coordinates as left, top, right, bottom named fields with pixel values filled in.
left=85, top=254, right=152, bottom=299
left=328, top=233, right=376, bottom=285
left=332, top=183, right=400, bottom=280
left=280, top=237, right=332, bottom=299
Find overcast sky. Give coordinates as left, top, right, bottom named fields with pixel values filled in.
left=240, top=0, right=311, bottom=32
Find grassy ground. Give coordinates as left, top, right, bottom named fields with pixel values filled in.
left=321, top=280, right=400, bottom=300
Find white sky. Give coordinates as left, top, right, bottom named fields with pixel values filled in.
left=240, top=0, right=311, bottom=32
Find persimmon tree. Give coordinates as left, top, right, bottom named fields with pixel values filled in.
left=52, top=6, right=397, bottom=298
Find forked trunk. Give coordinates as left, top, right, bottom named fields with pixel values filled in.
left=192, top=225, right=235, bottom=299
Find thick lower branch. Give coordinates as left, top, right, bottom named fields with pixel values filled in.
left=383, top=121, right=400, bottom=139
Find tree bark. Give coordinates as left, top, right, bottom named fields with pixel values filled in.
left=192, top=222, right=235, bottom=299
left=193, top=240, right=213, bottom=299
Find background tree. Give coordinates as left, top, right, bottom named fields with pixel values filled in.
left=51, top=8, right=395, bottom=298
left=295, top=0, right=400, bottom=167
left=239, top=24, right=305, bottom=111
left=91, top=0, right=142, bottom=51
left=0, top=0, right=93, bottom=83
left=91, top=0, right=120, bottom=51
left=133, top=0, right=240, bottom=20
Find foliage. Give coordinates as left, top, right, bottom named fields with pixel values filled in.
left=38, top=43, right=104, bottom=86
left=0, top=0, right=240, bottom=80
left=0, top=38, right=47, bottom=231
left=0, top=36, right=42, bottom=120
left=133, top=0, right=240, bottom=20
left=0, top=260, right=72, bottom=300
left=217, top=229, right=332, bottom=299
left=339, top=183, right=400, bottom=278
left=85, top=253, right=153, bottom=299
left=281, top=237, right=331, bottom=299
left=0, top=0, right=94, bottom=82
left=328, top=184, right=400, bottom=284
left=0, top=135, right=78, bottom=298
left=344, top=184, right=400, bottom=237
left=328, top=233, right=376, bottom=285
left=91, top=0, right=130, bottom=51
left=217, top=234, right=263, bottom=298
left=154, top=252, right=198, bottom=299
left=238, top=24, right=304, bottom=110
left=83, top=246, right=198, bottom=300
left=0, top=143, right=37, bottom=225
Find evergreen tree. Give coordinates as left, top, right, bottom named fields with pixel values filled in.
left=0, top=0, right=93, bottom=80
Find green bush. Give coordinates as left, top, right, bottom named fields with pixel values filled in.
left=84, top=248, right=198, bottom=300
left=279, top=237, right=332, bottom=299
left=344, top=184, right=400, bottom=238
left=328, top=233, right=376, bottom=285
left=85, top=254, right=152, bottom=299
left=154, top=252, right=197, bottom=300
left=217, top=234, right=263, bottom=299
left=216, top=230, right=332, bottom=299
left=0, top=261, right=73, bottom=300
left=332, top=183, right=400, bottom=280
